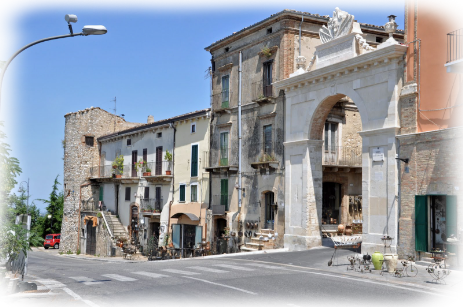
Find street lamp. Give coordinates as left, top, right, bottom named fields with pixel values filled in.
left=18, top=179, right=30, bottom=214
left=0, top=14, right=107, bottom=111
left=48, top=214, right=52, bottom=232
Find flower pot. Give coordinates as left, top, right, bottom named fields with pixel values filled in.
left=383, top=254, right=398, bottom=273
left=337, top=224, right=344, bottom=234
left=143, top=172, right=151, bottom=176
left=115, top=175, right=122, bottom=178
left=166, top=170, right=171, bottom=175
left=371, top=251, right=384, bottom=270
left=345, top=228, right=352, bottom=236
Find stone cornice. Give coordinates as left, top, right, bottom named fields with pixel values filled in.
left=217, top=122, right=233, bottom=128
left=283, top=139, right=323, bottom=147
left=217, top=63, right=233, bottom=72
left=358, top=126, right=400, bottom=137
left=274, top=44, right=408, bottom=91
left=258, top=112, right=277, bottom=120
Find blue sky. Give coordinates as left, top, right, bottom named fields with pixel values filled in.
left=0, top=1, right=405, bottom=212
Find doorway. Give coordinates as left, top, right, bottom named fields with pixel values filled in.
left=115, top=185, right=119, bottom=215
left=264, top=192, right=275, bottom=230
left=130, top=205, right=139, bottom=245
left=132, top=150, right=138, bottom=177
left=155, top=147, right=163, bottom=175
left=322, top=182, right=341, bottom=224
left=86, top=221, right=96, bottom=255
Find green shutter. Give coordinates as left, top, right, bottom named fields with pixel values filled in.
left=415, top=195, right=428, bottom=252
left=180, top=185, right=185, bottom=202
left=220, top=133, right=228, bottom=166
left=99, top=186, right=104, bottom=201
left=191, top=145, right=198, bottom=177
left=446, top=195, right=458, bottom=253
left=172, top=224, right=181, bottom=248
left=222, top=75, right=229, bottom=108
left=221, top=179, right=228, bottom=211
left=195, top=226, right=203, bottom=247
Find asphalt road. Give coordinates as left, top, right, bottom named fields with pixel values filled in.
left=7, top=246, right=460, bottom=307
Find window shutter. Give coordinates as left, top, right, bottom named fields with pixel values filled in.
left=172, top=224, right=181, bottom=248
left=125, top=187, right=131, bottom=201
left=264, top=125, right=272, bottom=154
left=446, top=196, right=458, bottom=248
left=191, top=145, right=198, bottom=177
left=221, top=76, right=229, bottom=108
left=99, top=186, right=104, bottom=201
left=144, top=187, right=149, bottom=199
left=220, top=133, right=229, bottom=166
left=143, top=148, right=147, bottom=162
left=221, top=179, right=228, bottom=210
left=415, top=195, right=428, bottom=252
left=180, top=185, right=185, bottom=202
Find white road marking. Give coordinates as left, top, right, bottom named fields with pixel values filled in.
left=69, top=276, right=103, bottom=285
left=162, top=269, right=200, bottom=275
left=242, top=263, right=287, bottom=270
left=133, top=271, right=170, bottom=279
left=213, top=264, right=255, bottom=271
left=35, top=279, right=66, bottom=289
left=187, top=266, right=229, bottom=273
left=102, top=274, right=137, bottom=281
left=183, top=276, right=257, bottom=295
left=63, top=287, right=100, bottom=307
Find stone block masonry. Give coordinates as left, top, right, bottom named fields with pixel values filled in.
left=61, top=107, right=141, bottom=253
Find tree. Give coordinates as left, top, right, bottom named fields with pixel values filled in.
left=0, top=122, right=21, bottom=211
left=38, top=175, right=64, bottom=235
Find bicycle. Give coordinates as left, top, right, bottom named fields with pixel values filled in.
left=392, top=256, right=418, bottom=277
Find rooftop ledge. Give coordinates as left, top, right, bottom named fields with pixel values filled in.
left=445, top=58, right=463, bottom=73
left=274, top=44, right=408, bottom=90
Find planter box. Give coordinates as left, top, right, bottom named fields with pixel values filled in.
left=143, top=172, right=151, bottom=176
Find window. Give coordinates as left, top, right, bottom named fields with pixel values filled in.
left=376, top=37, right=383, bottom=43
left=324, top=122, right=338, bottom=152
left=220, top=132, right=229, bottom=166
left=127, top=139, right=131, bottom=146
left=267, top=27, right=272, bottom=34
left=157, top=132, right=162, bottom=138
left=221, top=75, right=229, bottom=108
left=191, top=123, right=196, bottom=133
left=221, top=179, right=228, bottom=211
left=99, top=186, right=104, bottom=201
left=191, top=184, right=198, bottom=202
left=125, top=187, right=131, bottom=201
left=263, top=60, right=273, bottom=97
left=116, top=149, right=121, bottom=159
left=179, top=184, right=186, bottom=202
left=263, top=125, right=272, bottom=155
left=85, top=136, right=94, bottom=147
left=211, top=60, right=215, bottom=72
left=191, top=144, right=198, bottom=177
left=143, top=148, right=147, bottom=163
left=224, top=47, right=230, bottom=52
left=144, top=186, right=149, bottom=199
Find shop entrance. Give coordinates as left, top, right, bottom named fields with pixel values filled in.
left=322, top=182, right=341, bottom=225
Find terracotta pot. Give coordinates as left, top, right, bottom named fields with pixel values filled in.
left=115, top=175, right=122, bottom=178
left=337, top=224, right=345, bottom=233
left=143, top=172, right=151, bottom=176
left=166, top=170, right=172, bottom=175
left=345, top=228, right=352, bottom=236
left=371, top=251, right=384, bottom=270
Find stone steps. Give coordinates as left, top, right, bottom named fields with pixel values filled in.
left=241, top=229, right=276, bottom=252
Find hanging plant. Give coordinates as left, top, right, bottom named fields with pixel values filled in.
left=261, top=46, right=272, bottom=58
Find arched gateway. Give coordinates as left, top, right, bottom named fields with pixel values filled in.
left=274, top=8, right=407, bottom=254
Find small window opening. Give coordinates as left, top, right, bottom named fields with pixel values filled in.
left=157, top=132, right=162, bottom=138
left=376, top=37, right=383, bottom=43
left=224, top=47, right=230, bottom=52
left=85, top=136, right=94, bottom=147
left=191, top=123, right=196, bottom=133
left=127, top=138, right=131, bottom=146
left=267, top=27, right=272, bottom=34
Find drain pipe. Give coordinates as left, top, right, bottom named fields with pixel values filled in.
left=238, top=51, right=242, bottom=213
left=166, top=122, right=176, bottom=243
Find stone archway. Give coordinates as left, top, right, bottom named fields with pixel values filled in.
left=275, top=16, right=407, bottom=252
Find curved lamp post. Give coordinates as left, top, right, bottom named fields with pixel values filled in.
left=0, top=14, right=107, bottom=111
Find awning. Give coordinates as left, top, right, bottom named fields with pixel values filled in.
left=170, top=212, right=199, bottom=221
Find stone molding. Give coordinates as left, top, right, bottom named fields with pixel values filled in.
left=217, top=63, right=233, bottom=72
left=216, top=122, right=233, bottom=128
left=399, top=83, right=418, bottom=97
left=283, top=139, right=323, bottom=147
left=357, top=126, right=400, bottom=137
left=258, top=112, right=277, bottom=120
left=275, top=44, right=407, bottom=91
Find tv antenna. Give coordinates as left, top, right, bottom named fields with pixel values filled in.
left=111, top=97, right=117, bottom=114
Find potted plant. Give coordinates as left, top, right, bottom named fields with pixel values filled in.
left=142, top=161, right=151, bottom=176
left=112, top=155, right=124, bottom=178
left=164, top=150, right=173, bottom=175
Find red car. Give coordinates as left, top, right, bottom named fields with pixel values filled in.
left=44, top=233, right=60, bottom=249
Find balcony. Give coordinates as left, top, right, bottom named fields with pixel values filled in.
left=212, top=194, right=229, bottom=213
left=89, top=161, right=172, bottom=184
left=205, top=153, right=238, bottom=173
left=140, top=198, right=163, bottom=216
left=446, top=28, right=463, bottom=73
left=251, top=79, right=278, bottom=105
left=141, top=161, right=173, bottom=184
left=81, top=199, right=99, bottom=212
left=212, top=91, right=232, bottom=113
left=322, top=146, right=361, bottom=172
left=249, top=142, right=281, bottom=170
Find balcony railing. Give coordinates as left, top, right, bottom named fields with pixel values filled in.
left=212, top=91, right=232, bottom=111
left=246, top=141, right=283, bottom=162
left=89, top=161, right=173, bottom=179
left=140, top=198, right=163, bottom=213
left=322, top=146, right=361, bottom=167
left=251, top=79, right=278, bottom=102
left=81, top=199, right=99, bottom=212
left=143, top=161, right=172, bottom=176
left=89, top=165, right=113, bottom=178
left=212, top=194, right=229, bottom=212
left=447, top=28, right=463, bottom=63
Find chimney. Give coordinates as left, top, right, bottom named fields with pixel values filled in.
left=147, top=115, right=154, bottom=124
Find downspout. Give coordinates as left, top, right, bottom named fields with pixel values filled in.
left=166, top=122, right=177, bottom=240
left=238, top=51, right=242, bottom=213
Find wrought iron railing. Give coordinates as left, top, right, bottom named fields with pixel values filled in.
left=143, top=161, right=172, bottom=176
left=244, top=141, right=283, bottom=163
left=89, top=161, right=173, bottom=178
left=212, top=91, right=233, bottom=111
left=447, top=28, right=463, bottom=63
left=212, top=194, right=229, bottom=211
left=322, top=146, right=361, bottom=167
left=89, top=165, right=113, bottom=178
left=81, top=199, right=99, bottom=211
left=251, top=78, right=278, bottom=102
left=140, top=198, right=163, bottom=213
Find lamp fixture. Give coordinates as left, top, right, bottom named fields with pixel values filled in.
left=395, top=157, right=409, bottom=164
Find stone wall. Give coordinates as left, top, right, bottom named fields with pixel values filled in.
left=61, top=107, right=140, bottom=253
left=397, top=127, right=463, bottom=258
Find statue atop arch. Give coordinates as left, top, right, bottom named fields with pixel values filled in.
left=319, top=7, right=354, bottom=44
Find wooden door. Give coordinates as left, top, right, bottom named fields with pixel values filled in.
left=86, top=221, right=96, bottom=255
left=132, top=150, right=137, bottom=177
left=155, top=147, right=163, bottom=175
left=155, top=187, right=161, bottom=211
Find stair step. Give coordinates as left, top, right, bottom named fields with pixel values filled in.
left=241, top=247, right=259, bottom=252
left=246, top=243, right=264, bottom=247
